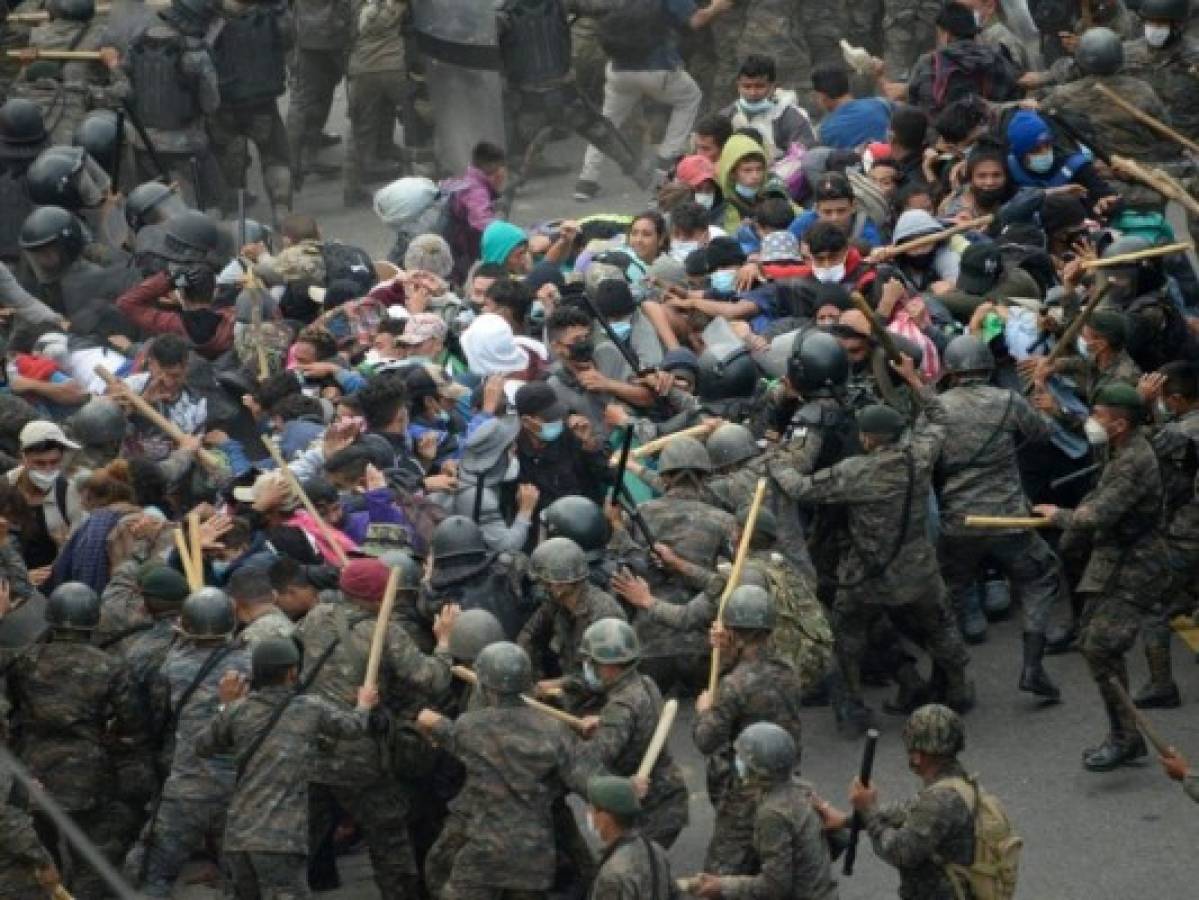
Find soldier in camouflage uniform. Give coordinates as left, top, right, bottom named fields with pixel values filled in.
left=1035, top=383, right=1170, bottom=771
left=131, top=588, right=251, bottom=896
left=705, top=422, right=768, bottom=516
left=1041, top=312, right=1142, bottom=418
left=586, top=775, right=678, bottom=900
left=228, top=566, right=297, bottom=646
left=934, top=336, right=1062, bottom=700
left=0, top=762, right=62, bottom=900
left=4, top=582, right=144, bottom=900
left=692, top=722, right=838, bottom=900
left=693, top=586, right=806, bottom=874
left=1123, top=0, right=1199, bottom=143
left=575, top=618, right=690, bottom=848
left=194, top=637, right=379, bottom=898
left=779, top=361, right=974, bottom=728
left=300, top=557, right=456, bottom=899
left=518, top=536, right=628, bottom=708
left=416, top=641, right=590, bottom=900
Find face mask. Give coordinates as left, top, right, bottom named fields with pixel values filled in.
left=1076, top=335, right=1090, bottom=359
left=1025, top=150, right=1055, bottom=174
left=610, top=321, right=632, bottom=340
left=734, top=755, right=748, bottom=780
left=906, top=250, right=935, bottom=270
left=974, top=186, right=1007, bottom=208
left=529, top=300, right=546, bottom=325
left=738, top=97, right=773, bottom=116
left=734, top=183, right=760, bottom=201
left=671, top=240, right=699, bottom=262
left=27, top=469, right=59, bottom=491
left=539, top=420, right=564, bottom=442
left=211, top=559, right=233, bottom=577
left=1145, top=24, right=1171, bottom=47
left=1084, top=415, right=1110, bottom=446
left=182, top=308, right=221, bottom=345
left=435, top=410, right=451, bottom=424
left=582, top=660, right=603, bottom=692
left=710, top=270, right=737, bottom=293
left=813, top=263, right=846, bottom=284
left=694, top=192, right=715, bottom=210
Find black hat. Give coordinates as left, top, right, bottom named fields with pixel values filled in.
left=936, top=1, right=980, bottom=38
left=957, top=242, right=1003, bottom=295
left=515, top=381, right=567, bottom=420
left=1040, top=194, right=1088, bottom=236
left=705, top=236, right=748, bottom=272
left=404, top=365, right=439, bottom=402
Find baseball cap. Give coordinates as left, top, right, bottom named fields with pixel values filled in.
left=957, top=242, right=1003, bottom=295
left=515, top=381, right=567, bottom=420
left=675, top=154, right=718, bottom=188
left=20, top=420, right=80, bottom=451
left=400, top=312, right=448, bottom=345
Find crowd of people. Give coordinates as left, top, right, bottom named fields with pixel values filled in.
left=1, top=0, right=1199, bottom=896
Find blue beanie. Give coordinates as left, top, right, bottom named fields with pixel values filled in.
left=1006, top=111, right=1052, bottom=159
left=480, top=220, right=527, bottom=266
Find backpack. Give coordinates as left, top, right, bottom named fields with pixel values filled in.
left=320, top=241, right=376, bottom=295
left=597, top=0, right=668, bottom=67
left=939, top=775, right=1022, bottom=900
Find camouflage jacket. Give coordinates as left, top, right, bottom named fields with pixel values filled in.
left=720, top=778, right=839, bottom=900
left=430, top=699, right=588, bottom=890
left=1044, top=74, right=1180, bottom=161
left=6, top=635, right=144, bottom=811
left=934, top=383, right=1049, bottom=535
left=590, top=830, right=679, bottom=900
left=96, top=558, right=150, bottom=646
left=863, top=761, right=975, bottom=900
left=237, top=606, right=297, bottom=646
left=299, top=596, right=452, bottom=784
left=156, top=639, right=252, bottom=801
left=1124, top=36, right=1199, bottom=142
left=0, top=766, right=53, bottom=896
left=1056, top=350, right=1141, bottom=410
left=518, top=583, right=627, bottom=688
left=1053, top=429, right=1168, bottom=603
left=193, top=684, right=370, bottom=853
left=708, top=457, right=768, bottom=515
left=1151, top=408, right=1199, bottom=549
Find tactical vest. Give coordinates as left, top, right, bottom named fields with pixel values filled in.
left=212, top=5, right=287, bottom=108
left=499, top=0, right=571, bottom=87
left=0, top=170, right=33, bottom=263
left=128, top=31, right=199, bottom=132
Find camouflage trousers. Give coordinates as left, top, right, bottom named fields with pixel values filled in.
left=344, top=68, right=412, bottom=195
left=34, top=804, right=127, bottom=900
left=703, top=776, right=757, bottom=875
left=128, top=796, right=228, bottom=897
left=209, top=101, right=292, bottom=214
left=309, top=780, right=418, bottom=899
left=227, top=851, right=309, bottom=900
left=1079, top=593, right=1150, bottom=739
left=939, top=530, right=1062, bottom=634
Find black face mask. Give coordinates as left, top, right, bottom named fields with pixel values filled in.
left=182, top=307, right=221, bottom=345
left=973, top=186, right=1007, bottom=209
left=905, top=250, right=936, bottom=271
left=567, top=339, right=595, bottom=362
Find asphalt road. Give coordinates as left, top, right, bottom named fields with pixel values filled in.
left=193, top=116, right=1199, bottom=900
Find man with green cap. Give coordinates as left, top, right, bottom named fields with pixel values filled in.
left=1030, top=310, right=1141, bottom=427
left=586, top=775, right=677, bottom=900
left=1035, top=382, right=1170, bottom=771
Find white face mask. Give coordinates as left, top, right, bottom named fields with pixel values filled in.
left=813, top=263, right=846, bottom=284
left=27, top=469, right=60, bottom=491
left=693, top=192, right=715, bottom=210
left=671, top=240, right=699, bottom=262
left=1145, top=24, right=1171, bottom=47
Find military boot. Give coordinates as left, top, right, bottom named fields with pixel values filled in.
left=942, top=667, right=976, bottom=714
left=1133, top=641, right=1181, bottom=709
left=829, top=667, right=876, bottom=738
left=954, top=584, right=988, bottom=644
left=1019, top=632, right=1061, bottom=701
left=1044, top=620, right=1078, bottom=655
left=883, top=662, right=929, bottom=715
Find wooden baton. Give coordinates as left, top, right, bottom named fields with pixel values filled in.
left=450, top=665, right=588, bottom=731
left=187, top=511, right=203, bottom=590
left=1078, top=241, right=1194, bottom=271
left=261, top=438, right=350, bottom=566
left=708, top=478, right=769, bottom=697
left=362, top=566, right=400, bottom=691
left=1095, top=84, right=1199, bottom=156
left=93, top=365, right=223, bottom=470
left=5, top=49, right=104, bottom=60
left=635, top=698, right=679, bottom=780
left=630, top=422, right=718, bottom=460
left=884, top=214, right=993, bottom=258
left=172, top=527, right=200, bottom=590
left=1110, top=156, right=1199, bottom=219
left=964, top=515, right=1055, bottom=529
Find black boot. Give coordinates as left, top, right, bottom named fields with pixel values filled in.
left=883, top=662, right=929, bottom=715
left=1044, top=621, right=1078, bottom=655
left=1019, top=632, right=1061, bottom=702
left=1083, top=732, right=1148, bottom=772
left=1133, top=642, right=1181, bottom=709
left=955, top=584, right=988, bottom=644
left=942, top=667, right=976, bottom=714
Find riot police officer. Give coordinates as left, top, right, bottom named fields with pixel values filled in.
left=0, top=99, right=48, bottom=264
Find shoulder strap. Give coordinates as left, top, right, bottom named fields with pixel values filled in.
left=939, top=390, right=1015, bottom=478
left=641, top=835, right=663, bottom=900
left=54, top=476, right=69, bottom=521
left=170, top=640, right=238, bottom=729
left=98, top=621, right=154, bottom=649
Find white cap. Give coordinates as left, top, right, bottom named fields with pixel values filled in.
left=20, top=420, right=80, bottom=451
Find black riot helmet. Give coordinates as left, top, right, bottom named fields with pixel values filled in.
left=540, top=495, right=609, bottom=555
left=46, top=582, right=101, bottom=631
left=1140, top=0, right=1188, bottom=19
left=698, top=344, right=759, bottom=402
left=26, top=145, right=109, bottom=210
left=431, top=515, right=488, bottom=564
left=126, top=180, right=188, bottom=232
left=159, top=0, right=215, bottom=36
left=48, top=0, right=95, bottom=21
left=0, top=99, right=49, bottom=161
left=1075, top=28, right=1123, bottom=76
left=20, top=206, right=85, bottom=282
left=787, top=329, right=849, bottom=398
left=180, top=587, right=236, bottom=639
left=163, top=209, right=222, bottom=260
left=72, top=110, right=123, bottom=181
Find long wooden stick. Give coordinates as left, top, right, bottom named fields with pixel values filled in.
left=5, top=49, right=103, bottom=60
left=173, top=527, right=200, bottom=590
left=708, top=478, right=769, bottom=696
left=636, top=698, right=679, bottom=779
left=1095, top=84, right=1199, bottom=156
left=1043, top=283, right=1106, bottom=366
left=94, top=365, right=223, bottom=470
left=187, top=512, right=203, bottom=589
left=1110, top=156, right=1199, bottom=219
left=451, top=665, right=587, bottom=730
left=964, top=515, right=1055, bottom=529
left=9, top=0, right=167, bottom=20
left=363, top=566, right=400, bottom=691
left=261, top=438, right=350, bottom=566
left=1078, top=241, right=1193, bottom=271
left=630, top=422, right=717, bottom=460
left=1109, top=677, right=1170, bottom=755
left=885, top=215, right=993, bottom=257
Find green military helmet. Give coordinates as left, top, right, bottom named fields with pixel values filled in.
left=580, top=617, right=640, bottom=665
left=1075, top=27, right=1123, bottom=76
left=529, top=536, right=589, bottom=584
left=475, top=641, right=533, bottom=695
left=46, top=582, right=100, bottom=631
left=361, top=522, right=414, bottom=559
left=723, top=584, right=775, bottom=631
left=941, top=335, right=995, bottom=378
left=707, top=423, right=759, bottom=469
left=587, top=775, right=641, bottom=816
left=657, top=435, right=712, bottom=474
left=378, top=548, right=422, bottom=591
left=903, top=703, right=966, bottom=756
left=734, top=721, right=798, bottom=779
left=180, top=587, right=236, bottom=638
left=251, top=636, right=301, bottom=681
left=449, top=608, right=506, bottom=662
left=540, top=495, right=609, bottom=553
left=737, top=563, right=771, bottom=590
left=137, top=563, right=191, bottom=612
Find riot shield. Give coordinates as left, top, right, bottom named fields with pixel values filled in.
left=411, top=0, right=506, bottom=177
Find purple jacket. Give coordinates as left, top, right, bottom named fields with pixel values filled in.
left=342, top=487, right=422, bottom=550
left=444, top=167, right=497, bottom=282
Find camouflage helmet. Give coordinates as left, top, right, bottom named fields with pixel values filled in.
left=941, top=335, right=995, bottom=377
left=379, top=550, right=422, bottom=591
left=251, top=637, right=301, bottom=680
left=431, top=516, right=488, bottom=563
left=1076, top=27, right=1123, bottom=76
left=475, top=641, right=533, bottom=694
left=1140, top=0, right=1188, bottom=20
left=529, top=537, right=589, bottom=584
left=68, top=398, right=127, bottom=447
left=541, top=495, right=609, bottom=553
left=734, top=721, right=798, bottom=778
left=707, top=423, right=759, bottom=469
left=448, top=608, right=506, bottom=662
left=723, top=584, right=775, bottom=631
left=657, top=435, right=712, bottom=474
left=902, top=703, right=966, bottom=756
left=46, top=582, right=100, bottom=631
left=580, top=617, right=640, bottom=665
left=787, top=329, right=849, bottom=397
left=180, top=587, right=236, bottom=638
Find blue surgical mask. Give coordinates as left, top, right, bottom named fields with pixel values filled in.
left=1025, top=150, right=1055, bottom=174
left=539, top=420, right=564, bottom=442
left=734, top=755, right=748, bottom=780
left=710, top=270, right=737, bottom=294
left=671, top=240, right=699, bottom=262
left=738, top=97, right=773, bottom=116
left=583, top=660, right=603, bottom=692
left=435, top=410, right=451, bottom=424
left=610, top=321, right=632, bottom=340
left=734, top=182, right=760, bottom=201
